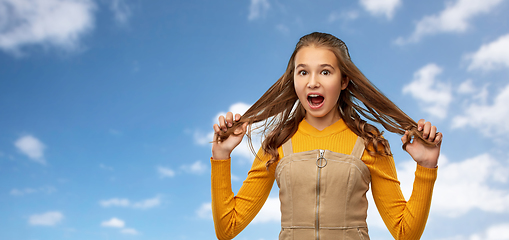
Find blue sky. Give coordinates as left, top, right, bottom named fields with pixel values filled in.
left=1, top=0, right=509, bottom=239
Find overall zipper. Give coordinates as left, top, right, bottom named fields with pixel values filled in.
left=315, top=149, right=326, bottom=240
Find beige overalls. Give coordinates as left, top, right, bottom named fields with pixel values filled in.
left=275, top=137, right=371, bottom=240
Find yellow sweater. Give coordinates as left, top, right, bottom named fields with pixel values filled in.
left=211, top=119, right=437, bottom=240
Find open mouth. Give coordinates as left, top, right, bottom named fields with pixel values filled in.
left=307, top=94, right=324, bottom=108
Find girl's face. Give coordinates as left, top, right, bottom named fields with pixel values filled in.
left=294, top=46, right=348, bottom=126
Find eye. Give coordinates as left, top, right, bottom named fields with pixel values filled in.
left=298, top=70, right=308, bottom=76
left=321, top=70, right=331, bottom=75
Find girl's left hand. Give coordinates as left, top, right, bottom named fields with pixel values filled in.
left=401, top=119, right=443, bottom=168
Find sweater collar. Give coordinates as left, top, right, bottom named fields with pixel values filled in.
left=298, top=118, right=349, bottom=137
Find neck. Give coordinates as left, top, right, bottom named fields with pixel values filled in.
left=305, top=110, right=341, bottom=131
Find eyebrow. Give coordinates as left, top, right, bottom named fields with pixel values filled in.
left=295, top=64, right=335, bottom=70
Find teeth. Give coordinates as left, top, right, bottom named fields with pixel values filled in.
left=309, top=94, right=320, bottom=97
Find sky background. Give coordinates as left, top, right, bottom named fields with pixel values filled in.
left=1, top=0, right=509, bottom=239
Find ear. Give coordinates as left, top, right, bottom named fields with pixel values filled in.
left=341, top=76, right=349, bottom=90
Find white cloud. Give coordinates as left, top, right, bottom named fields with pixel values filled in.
left=395, top=0, right=504, bottom=44
left=402, top=63, right=452, bottom=119
left=110, top=0, right=131, bottom=25
left=193, top=130, right=213, bottom=146
left=470, top=223, right=509, bottom=240
left=29, top=211, right=64, bottom=226
left=14, top=135, right=46, bottom=164
left=131, top=196, right=161, bottom=209
left=158, top=166, right=175, bottom=178
left=251, top=197, right=280, bottom=223
left=100, top=198, right=130, bottom=207
left=457, top=79, right=489, bottom=104
left=120, top=228, right=139, bottom=235
left=101, top=217, right=140, bottom=235
left=0, top=0, right=96, bottom=56
left=435, top=236, right=467, bottom=240
left=397, top=154, right=509, bottom=218
left=218, top=102, right=252, bottom=118
left=457, top=79, right=476, bottom=94
left=101, top=217, right=125, bottom=228
left=100, top=196, right=161, bottom=209
left=359, top=0, right=401, bottom=19
left=452, top=83, right=509, bottom=136
left=196, top=202, right=212, bottom=219
left=181, top=161, right=207, bottom=175
left=11, top=188, right=37, bottom=196
left=248, top=0, right=270, bottom=21
left=10, top=186, right=56, bottom=196
left=466, top=33, right=509, bottom=71
left=482, top=223, right=509, bottom=240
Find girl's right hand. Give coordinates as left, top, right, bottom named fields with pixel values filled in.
left=211, top=112, right=247, bottom=160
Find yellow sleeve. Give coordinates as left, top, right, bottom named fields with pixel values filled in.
left=210, top=149, right=277, bottom=240
left=363, top=153, right=437, bottom=240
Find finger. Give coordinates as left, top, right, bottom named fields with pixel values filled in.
left=218, top=115, right=227, bottom=131
left=417, top=119, right=425, bottom=131
left=213, top=124, right=221, bottom=137
left=422, top=122, right=430, bottom=139
left=401, top=130, right=409, bottom=144
left=233, top=123, right=245, bottom=135
left=226, top=112, right=234, bottom=127
left=428, top=125, right=437, bottom=140
left=235, top=113, right=241, bottom=122
left=434, top=132, right=443, bottom=145
left=233, top=122, right=249, bottom=135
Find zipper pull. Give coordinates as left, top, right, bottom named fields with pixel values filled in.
left=316, top=150, right=327, bottom=168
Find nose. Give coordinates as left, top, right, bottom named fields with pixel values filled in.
left=307, top=73, right=320, bottom=89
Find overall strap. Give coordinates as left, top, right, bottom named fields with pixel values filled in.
left=281, top=139, right=293, bottom=158
left=351, top=136, right=365, bottom=159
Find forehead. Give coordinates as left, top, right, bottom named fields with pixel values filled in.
left=294, top=46, right=338, bottom=67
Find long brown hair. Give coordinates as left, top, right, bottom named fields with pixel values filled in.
left=216, top=32, right=432, bottom=168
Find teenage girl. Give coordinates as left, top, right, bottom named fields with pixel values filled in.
left=210, top=32, right=442, bottom=240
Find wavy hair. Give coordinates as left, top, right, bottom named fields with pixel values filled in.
left=216, top=32, right=433, bottom=168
